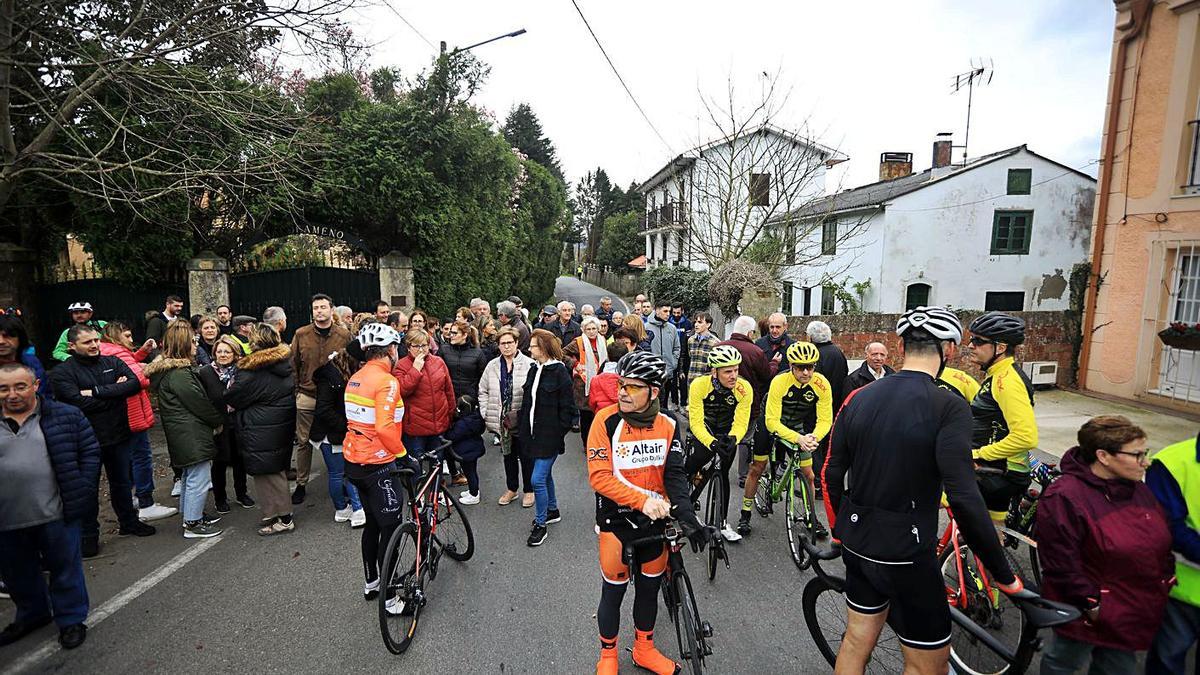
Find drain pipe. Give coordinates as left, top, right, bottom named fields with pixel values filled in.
left=1078, top=0, right=1153, bottom=390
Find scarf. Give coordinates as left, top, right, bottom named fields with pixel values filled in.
left=620, top=398, right=661, bottom=429
left=213, top=362, right=237, bottom=385
left=528, top=359, right=562, bottom=434
left=577, top=335, right=607, bottom=395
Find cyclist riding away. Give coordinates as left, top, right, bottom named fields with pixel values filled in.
left=685, top=344, right=753, bottom=541
left=822, top=306, right=1024, bottom=675
left=750, top=341, right=832, bottom=538
left=343, top=323, right=421, bottom=607
left=966, top=312, right=1037, bottom=527
left=588, top=351, right=717, bottom=675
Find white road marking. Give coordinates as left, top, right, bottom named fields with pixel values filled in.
left=2, top=530, right=229, bottom=675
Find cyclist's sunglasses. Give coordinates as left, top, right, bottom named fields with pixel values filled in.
left=968, top=336, right=995, bottom=346
left=790, top=363, right=816, bottom=372
left=617, top=379, right=650, bottom=394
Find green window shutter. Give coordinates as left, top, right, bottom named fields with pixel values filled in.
left=1007, top=169, right=1032, bottom=195
left=991, top=210, right=1033, bottom=255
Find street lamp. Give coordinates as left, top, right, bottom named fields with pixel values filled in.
left=440, top=28, right=527, bottom=55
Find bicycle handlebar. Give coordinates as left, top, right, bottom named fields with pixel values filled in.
left=801, top=537, right=841, bottom=561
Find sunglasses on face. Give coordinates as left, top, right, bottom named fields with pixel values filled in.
left=617, top=380, right=649, bottom=394
left=791, top=364, right=816, bottom=372
left=969, top=337, right=995, bottom=347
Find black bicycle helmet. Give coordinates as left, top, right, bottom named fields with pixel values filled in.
left=968, top=312, right=1026, bottom=346
left=616, top=350, right=667, bottom=388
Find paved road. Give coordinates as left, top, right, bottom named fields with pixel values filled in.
left=555, top=276, right=633, bottom=317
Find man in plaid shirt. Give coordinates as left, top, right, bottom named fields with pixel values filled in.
left=687, top=312, right=720, bottom=385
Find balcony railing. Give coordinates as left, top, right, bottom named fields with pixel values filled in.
left=638, top=200, right=689, bottom=231
left=1186, top=120, right=1200, bottom=195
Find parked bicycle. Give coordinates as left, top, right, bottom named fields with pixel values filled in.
left=1001, top=456, right=1060, bottom=587
left=754, top=435, right=821, bottom=571
left=378, top=440, right=475, bottom=654
left=687, top=437, right=733, bottom=580
left=623, top=521, right=723, bottom=674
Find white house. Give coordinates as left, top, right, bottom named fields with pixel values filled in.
left=772, top=139, right=1096, bottom=315
left=637, top=124, right=845, bottom=271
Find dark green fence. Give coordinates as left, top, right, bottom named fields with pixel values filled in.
left=229, top=255, right=378, bottom=343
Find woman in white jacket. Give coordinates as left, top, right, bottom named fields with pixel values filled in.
left=478, top=327, right=536, bottom=507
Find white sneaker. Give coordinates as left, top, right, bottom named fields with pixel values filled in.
left=139, top=504, right=178, bottom=522
left=720, top=522, right=742, bottom=542
left=170, top=480, right=181, bottom=497
left=350, top=509, right=366, bottom=528
left=364, top=579, right=379, bottom=600
left=385, top=596, right=406, bottom=616
left=458, top=491, right=480, bottom=505
left=334, top=507, right=353, bottom=523
left=492, top=435, right=500, bottom=446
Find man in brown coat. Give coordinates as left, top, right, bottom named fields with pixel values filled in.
left=289, top=293, right=350, bottom=504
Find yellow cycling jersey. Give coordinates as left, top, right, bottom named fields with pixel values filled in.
left=687, top=375, right=753, bottom=449
left=971, top=356, right=1037, bottom=474
left=764, top=370, right=833, bottom=446
left=937, top=367, right=981, bottom=402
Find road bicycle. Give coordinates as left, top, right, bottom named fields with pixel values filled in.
left=378, top=440, right=475, bottom=654
left=687, top=437, right=733, bottom=580
left=624, top=521, right=722, bottom=675
left=1000, top=458, right=1060, bottom=588
left=754, top=435, right=821, bottom=571
left=802, top=539, right=1079, bottom=674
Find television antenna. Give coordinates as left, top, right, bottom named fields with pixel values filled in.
left=951, top=59, right=994, bottom=164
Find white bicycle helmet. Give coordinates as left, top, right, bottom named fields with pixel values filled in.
left=67, top=301, right=93, bottom=312
left=357, top=323, right=401, bottom=348
left=896, top=306, right=962, bottom=343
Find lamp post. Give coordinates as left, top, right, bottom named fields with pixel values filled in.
left=439, top=28, right=526, bottom=55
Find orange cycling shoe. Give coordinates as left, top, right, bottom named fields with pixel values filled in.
left=631, top=629, right=680, bottom=675
left=596, top=636, right=619, bottom=675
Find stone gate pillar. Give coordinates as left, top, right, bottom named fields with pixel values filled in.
left=187, top=252, right=229, bottom=317
left=379, top=251, right=414, bottom=310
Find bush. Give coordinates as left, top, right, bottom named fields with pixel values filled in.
left=707, top=259, right=775, bottom=319
left=643, top=265, right=711, bottom=312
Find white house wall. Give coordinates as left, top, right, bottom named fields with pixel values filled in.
left=787, top=149, right=1095, bottom=314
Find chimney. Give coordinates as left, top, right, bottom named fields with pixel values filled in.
left=879, top=152, right=913, bottom=181
left=932, top=132, right=953, bottom=169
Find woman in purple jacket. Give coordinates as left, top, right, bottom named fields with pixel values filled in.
left=1036, top=415, right=1175, bottom=674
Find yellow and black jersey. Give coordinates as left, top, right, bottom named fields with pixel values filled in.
left=971, top=357, right=1037, bottom=474
left=936, top=367, right=981, bottom=402
left=764, top=370, right=833, bottom=446
left=687, top=375, right=753, bottom=449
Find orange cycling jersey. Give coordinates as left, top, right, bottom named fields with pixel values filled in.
left=343, top=358, right=407, bottom=465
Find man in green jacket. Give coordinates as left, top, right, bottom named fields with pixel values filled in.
left=1147, top=432, right=1200, bottom=674
left=51, top=302, right=106, bottom=362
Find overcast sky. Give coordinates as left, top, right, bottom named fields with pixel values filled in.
left=346, top=0, right=1113, bottom=193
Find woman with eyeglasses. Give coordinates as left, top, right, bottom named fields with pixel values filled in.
left=392, top=329, right=455, bottom=459
left=564, top=316, right=609, bottom=447
left=440, top=318, right=488, bottom=486
left=479, top=326, right=536, bottom=507
left=1036, top=415, right=1173, bottom=675
left=517, top=329, right=574, bottom=547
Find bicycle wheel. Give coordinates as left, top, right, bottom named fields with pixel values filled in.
left=802, top=577, right=905, bottom=673
left=704, top=474, right=725, bottom=581
left=941, top=543, right=1032, bottom=674
left=379, top=522, right=424, bottom=655
left=754, top=473, right=773, bottom=517
left=672, top=571, right=708, bottom=675
left=435, top=486, right=474, bottom=562
left=785, top=473, right=812, bottom=571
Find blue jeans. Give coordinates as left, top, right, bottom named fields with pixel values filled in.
left=0, top=520, right=89, bottom=627
left=1148, top=597, right=1200, bottom=675
left=316, top=442, right=362, bottom=511
left=180, top=461, right=212, bottom=523
left=531, top=456, right=558, bottom=526
left=129, top=430, right=155, bottom=508
left=82, top=437, right=139, bottom=540
left=402, top=434, right=442, bottom=460
left=1040, top=632, right=1137, bottom=675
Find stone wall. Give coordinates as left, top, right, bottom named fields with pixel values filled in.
left=787, top=310, right=1077, bottom=386
left=582, top=266, right=642, bottom=299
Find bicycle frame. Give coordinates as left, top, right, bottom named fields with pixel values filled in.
left=937, top=508, right=1000, bottom=612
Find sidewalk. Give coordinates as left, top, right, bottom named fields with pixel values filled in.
left=1034, top=389, right=1196, bottom=459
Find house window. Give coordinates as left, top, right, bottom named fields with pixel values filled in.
left=750, top=173, right=771, bottom=207
left=821, top=220, right=837, bottom=255
left=648, top=236, right=655, bottom=260
left=1007, top=168, right=1032, bottom=195
left=782, top=282, right=794, bottom=314
left=820, top=285, right=836, bottom=315
left=1186, top=120, right=1200, bottom=194
left=985, top=291, right=1025, bottom=311
left=905, top=283, right=931, bottom=310
left=802, top=287, right=812, bottom=315
left=784, top=225, right=797, bottom=265
left=1173, top=254, right=1200, bottom=324
left=991, top=210, right=1033, bottom=255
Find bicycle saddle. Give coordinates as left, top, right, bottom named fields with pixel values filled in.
left=1009, top=591, right=1081, bottom=629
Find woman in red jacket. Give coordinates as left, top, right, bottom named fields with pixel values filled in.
left=100, top=323, right=178, bottom=522
left=391, top=329, right=455, bottom=458
left=1037, top=415, right=1175, bottom=674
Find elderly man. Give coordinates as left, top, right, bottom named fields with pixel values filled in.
left=718, top=316, right=772, bottom=487
left=844, top=341, right=895, bottom=394
left=755, top=312, right=794, bottom=375
left=496, top=301, right=530, bottom=352
left=470, top=298, right=492, bottom=322
left=807, top=320, right=848, bottom=498
left=289, top=293, right=349, bottom=505
left=548, top=301, right=582, bottom=347
left=263, top=306, right=287, bottom=336
left=0, top=363, right=97, bottom=650
left=580, top=304, right=596, bottom=319
left=335, top=305, right=353, bottom=328
left=230, top=315, right=256, bottom=354
left=596, top=296, right=616, bottom=329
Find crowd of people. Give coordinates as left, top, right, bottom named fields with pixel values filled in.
left=2, top=286, right=1200, bottom=675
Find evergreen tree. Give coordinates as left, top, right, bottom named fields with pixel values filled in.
left=502, top=103, right=564, bottom=183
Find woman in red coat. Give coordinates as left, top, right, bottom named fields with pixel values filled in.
left=392, top=329, right=455, bottom=458
left=1037, top=415, right=1175, bottom=674
left=100, top=323, right=177, bottom=522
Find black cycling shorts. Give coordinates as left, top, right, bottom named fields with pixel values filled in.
left=345, top=460, right=407, bottom=528
left=843, top=549, right=951, bottom=650
left=976, top=471, right=1032, bottom=516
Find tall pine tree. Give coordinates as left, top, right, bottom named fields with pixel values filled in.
left=502, top=103, right=564, bottom=183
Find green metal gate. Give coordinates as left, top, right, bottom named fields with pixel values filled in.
left=229, top=255, right=378, bottom=343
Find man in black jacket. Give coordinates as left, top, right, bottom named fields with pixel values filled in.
left=49, top=325, right=154, bottom=556
left=844, top=342, right=896, bottom=395
left=807, top=320, right=848, bottom=496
